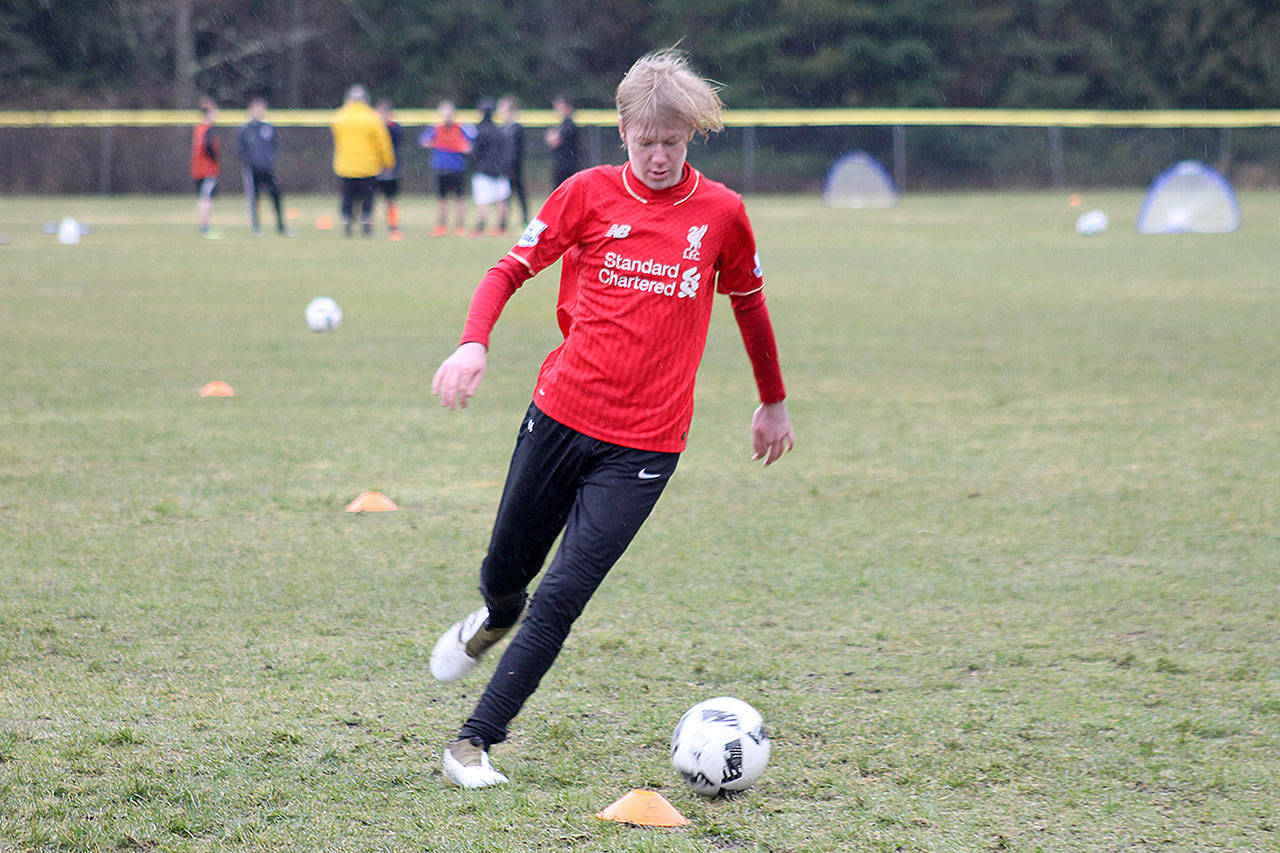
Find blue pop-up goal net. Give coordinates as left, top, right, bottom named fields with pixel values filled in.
left=823, top=151, right=898, bottom=209
left=1137, top=160, right=1240, bottom=234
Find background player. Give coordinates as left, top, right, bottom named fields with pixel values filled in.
left=330, top=84, right=394, bottom=238
left=429, top=49, right=795, bottom=788
left=497, top=96, right=528, bottom=228
left=375, top=98, right=405, bottom=240
left=419, top=101, right=474, bottom=236
left=190, top=98, right=221, bottom=239
left=237, top=96, right=291, bottom=237
left=544, top=94, right=581, bottom=188
left=469, top=99, right=512, bottom=236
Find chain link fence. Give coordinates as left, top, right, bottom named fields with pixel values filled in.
left=3, top=112, right=1279, bottom=195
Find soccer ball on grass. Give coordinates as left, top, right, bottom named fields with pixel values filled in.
left=305, top=296, right=342, bottom=332
left=1075, top=209, right=1109, bottom=236
left=670, top=696, right=770, bottom=797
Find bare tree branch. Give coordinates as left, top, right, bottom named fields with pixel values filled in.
left=191, top=26, right=327, bottom=75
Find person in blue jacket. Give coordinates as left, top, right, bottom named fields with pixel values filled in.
left=237, top=97, right=291, bottom=236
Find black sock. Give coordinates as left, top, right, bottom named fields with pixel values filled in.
left=484, top=594, right=527, bottom=630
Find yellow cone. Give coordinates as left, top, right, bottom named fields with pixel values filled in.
left=595, top=789, right=689, bottom=827
left=345, top=491, right=398, bottom=513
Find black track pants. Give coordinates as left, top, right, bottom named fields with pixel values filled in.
left=339, top=176, right=375, bottom=225
left=243, top=168, right=284, bottom=231
left=460, top=404, right=678, bottom=746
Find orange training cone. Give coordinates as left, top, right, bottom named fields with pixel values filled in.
left=315, top=215, right=335, bottom=230
left=345, top=491, right=398, bottom=513
left=200, top=380, right=235, bottom=397
left=595, top=789, right=689, bottom=828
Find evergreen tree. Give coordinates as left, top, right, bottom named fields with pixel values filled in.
left=4, top=0, right=1280, bottom=111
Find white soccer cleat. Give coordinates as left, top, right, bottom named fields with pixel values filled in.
left=442, top=737, right=509, bottom=788
left=430, top=605, right=518, bottom=682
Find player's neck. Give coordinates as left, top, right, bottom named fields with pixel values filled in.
left=623, top=162, right=695, bottom=200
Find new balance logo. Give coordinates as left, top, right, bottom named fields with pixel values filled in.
left=605, top=223, right=632, bottom=239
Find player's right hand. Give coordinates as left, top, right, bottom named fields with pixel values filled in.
left=432, top=341, right=488, bottom=409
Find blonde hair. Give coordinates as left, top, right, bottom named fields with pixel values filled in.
left=615, top=50, right=724, bottom=140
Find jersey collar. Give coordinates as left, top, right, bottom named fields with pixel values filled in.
left=622, top=163, right=700, bottom=206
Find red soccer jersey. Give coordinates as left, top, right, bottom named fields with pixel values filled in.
left=190, top=122, right=219, bottom=180
left=429, top=123, right=473, bottom=154
left=462, top=163, right=781, bottom=452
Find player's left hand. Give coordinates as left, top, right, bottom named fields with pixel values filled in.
left=751, top=401, right=795, bottom=466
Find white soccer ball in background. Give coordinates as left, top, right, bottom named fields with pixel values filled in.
left=1075, top=208, right=1109, bottom=236
left=670, top=696, right=770, bottom=797
left=57, top=216, right=82, bottom=244
left=305, top=296, right=342, bottom=332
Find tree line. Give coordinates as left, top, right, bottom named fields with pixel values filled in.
left=4, top=0, right=1279, bottom=113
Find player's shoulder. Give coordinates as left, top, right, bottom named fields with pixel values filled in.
left=691, top=169, right=743, bottom=206
left=558, top=164, right=625, bottom=196
left=687, top=168, right=748, bottom=221
left=576, top=163, right=623, bottom=182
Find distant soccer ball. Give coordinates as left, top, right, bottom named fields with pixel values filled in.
left=670, top=696, right=770, bottom=797
left=305, top=296, right=342, bottom=332
left=57, top=217, right=82, bottom=245
left=1075, top=209, right=1109, bottom=236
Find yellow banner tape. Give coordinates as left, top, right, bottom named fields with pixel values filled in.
left=4, top=108, right=1280, bottom=129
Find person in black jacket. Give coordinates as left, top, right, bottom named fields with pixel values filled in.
left=376, top=98, right=405, bottom=240
left=497, top=96, right=527, bottom=229
left=545, top=94, right=581, bottom=188
left=469, top=99, right=512, bottom=236
left=237, top=97, right=291, bottom=236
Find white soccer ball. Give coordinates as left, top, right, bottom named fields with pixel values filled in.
left=305, top=296, right=342, bottom=332
left=670, top=696, right=770, bottom=797
left=57, top=217, right=82, bottom=245
left=1075, top=209, right=1109, bottom=236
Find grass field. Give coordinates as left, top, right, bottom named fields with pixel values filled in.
left=1, top=189, right=1277, bottom=852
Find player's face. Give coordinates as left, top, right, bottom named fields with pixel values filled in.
left=622, top=122, right=694, bottom=191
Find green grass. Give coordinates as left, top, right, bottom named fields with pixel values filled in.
left=1, top=190, right=1277, bottom=851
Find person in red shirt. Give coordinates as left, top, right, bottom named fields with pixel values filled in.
left=418, top=100, right=475, bottom=236
left=429, top=49, right=794, bottom=788
left=190, top=98, right=221, bottom=238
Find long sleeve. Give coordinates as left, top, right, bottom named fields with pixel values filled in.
left=730, top=289, right=786, bottom=404
left=459, top=254, right=535, bottom=348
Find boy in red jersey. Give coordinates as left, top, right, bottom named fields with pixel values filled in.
left=190, top=98, right=221, bottom=238
left=429, top=50, right=794, bottom=788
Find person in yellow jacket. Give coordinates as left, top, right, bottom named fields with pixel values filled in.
left=331, top=84, right=395, bottom=237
